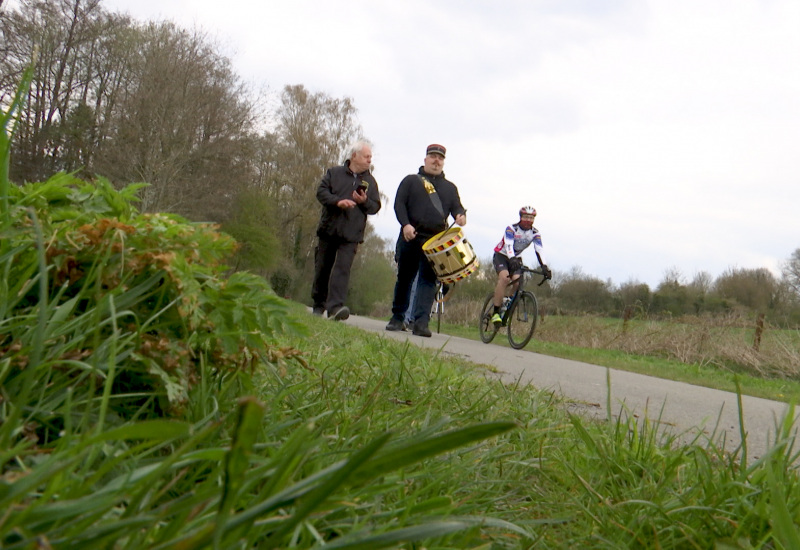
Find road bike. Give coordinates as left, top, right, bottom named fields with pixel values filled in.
left=478, top=265, right=546, bottom=349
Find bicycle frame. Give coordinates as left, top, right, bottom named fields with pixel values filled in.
left=479, top=265, right=546, bottom=349
left=499, top=267, right=543, bottom=323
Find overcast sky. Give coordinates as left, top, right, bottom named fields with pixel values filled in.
left=82, top=1, right=800, bottom=286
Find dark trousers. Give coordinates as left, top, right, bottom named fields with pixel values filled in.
left=311, top=237, right=358, bottom=312
left=391, top=237, right=437, bottom=327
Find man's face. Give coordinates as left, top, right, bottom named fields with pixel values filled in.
left=350, top=146, right=372, bottom=173
left=423, top=152, right=445, bottom=176
left=519, top=214, right=535, bottom=230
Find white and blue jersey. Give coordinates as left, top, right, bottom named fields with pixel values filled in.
left=493, top=222, right=546, bottom=265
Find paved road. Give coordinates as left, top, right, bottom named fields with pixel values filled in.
left=341, top=313, right=798, bottom=461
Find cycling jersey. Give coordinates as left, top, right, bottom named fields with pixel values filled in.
left=493, top=222, right=546, bottom=265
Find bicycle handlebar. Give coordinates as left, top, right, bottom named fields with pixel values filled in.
left=520, top=265, right=549, bottom=286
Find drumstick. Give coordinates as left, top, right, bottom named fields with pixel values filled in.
left=445, top=209, right=467, bottom=233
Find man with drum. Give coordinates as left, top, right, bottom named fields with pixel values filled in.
left=311, top=139, right=381, bottom=321
left=386, top=144, right=466, bottom=337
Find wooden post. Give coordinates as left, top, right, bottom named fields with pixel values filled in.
left=622, top=305, right=633, bottom=333
left=753, top=313, right=765, bottom=352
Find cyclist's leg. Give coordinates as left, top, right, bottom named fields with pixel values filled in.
left=491, top=252, right=512, bottom=310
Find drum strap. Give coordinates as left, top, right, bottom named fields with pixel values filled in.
left=419, top=176, right=446, bottom=222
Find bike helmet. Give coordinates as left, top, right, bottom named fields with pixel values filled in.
left=519, top=206, right=536, bottom=229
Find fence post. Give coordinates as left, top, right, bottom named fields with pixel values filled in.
left=622, top=305, right=633, bottom=333
left=753, top=313, right=766, bottom=352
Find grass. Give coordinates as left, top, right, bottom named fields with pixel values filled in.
left=278, top=312, right=800, bottom=548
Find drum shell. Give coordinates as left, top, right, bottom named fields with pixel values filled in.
left=421, top=227, right=479, bottom=284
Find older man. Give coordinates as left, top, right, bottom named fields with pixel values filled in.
left=386, top=143, right=466, bottom=337
left=311, top=139, right=381, bottom=320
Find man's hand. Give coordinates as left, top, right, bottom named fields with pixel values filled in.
left=337, top=199, right=357, bottom=209
left=455, top=213, right=466, bottom=226
left=507, top=256, right=522, bottom=272
left=402, top=224, right=417, bottom=241
left=541, top=265, right=552, bottom=280
left=352, top=188, right=367, bottom=204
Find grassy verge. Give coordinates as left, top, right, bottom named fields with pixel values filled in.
left=283, top=312, right=800, bottom=548
left=405, top=318, right=800, bottom=404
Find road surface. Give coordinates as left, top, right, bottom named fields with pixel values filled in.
left=340, top=313, right=799, bottom=461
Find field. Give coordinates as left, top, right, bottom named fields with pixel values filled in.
left=372, top=295, right=800, bottom=403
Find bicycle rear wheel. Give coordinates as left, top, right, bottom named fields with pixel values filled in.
left=507, top=291, right=538, bottom=349
left=478, top=293, right=499, bottom=343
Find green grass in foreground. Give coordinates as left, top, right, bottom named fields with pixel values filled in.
left=433, top=319, right=800, bottom=404
left=290, top=312, right=800, bottom=548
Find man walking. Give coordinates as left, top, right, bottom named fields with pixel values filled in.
left=311, top=139, right=381, bottom=320
left=386, top=144, right=466, bottom=337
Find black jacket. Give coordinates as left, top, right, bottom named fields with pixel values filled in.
left=316, top=160, right=381, bottom=243
left=394, top=167, right=465, bottom=239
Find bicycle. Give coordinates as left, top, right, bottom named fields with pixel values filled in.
left=478, top=265, right=546, bottom=349
left=430, top=281, right=454, bottom=334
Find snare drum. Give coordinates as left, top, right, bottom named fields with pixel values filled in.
left=422, top=227, right=479, bottom=284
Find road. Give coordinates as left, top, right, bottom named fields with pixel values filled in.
left=341, top=313, right=799, bottom=461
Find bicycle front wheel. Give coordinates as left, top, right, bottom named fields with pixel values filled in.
left=507, top=291, right=538, bottom=349
left=478, top=293, right=499, bottom=343
left=432, top=288, right=443, bottom=334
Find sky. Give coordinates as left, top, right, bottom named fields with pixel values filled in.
left=34, top=0, right=800, bottom=287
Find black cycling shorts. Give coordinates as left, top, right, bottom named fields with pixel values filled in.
left=492, top=252, right=521, bottom=275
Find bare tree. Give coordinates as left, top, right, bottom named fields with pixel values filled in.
left=1, top=0, right=107, bottom=182
left=94, top=21, right=257, bottom=221
left=256, top=84, right=361, bottom=295
left=782, top=248, right=800, bottom=296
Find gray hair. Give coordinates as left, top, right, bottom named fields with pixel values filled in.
left=347, top=138, right=373, bottom=159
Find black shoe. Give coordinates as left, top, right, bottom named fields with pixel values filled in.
left=385, top=318, right=404, bottom=331
left=330, top=306, right=350, bottom=321
left=412, top=323, right=432, bottom=338
left=312, top=307, right=325, bottom=316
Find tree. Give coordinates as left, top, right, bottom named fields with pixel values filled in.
left=712, top=267, right=779, bottom=313
left=782, top=248, right=800, bottom=296
left=245, top=84, right=362, bottom=299
left=94, top=21, right=258, bottom=222
left=554, top=266, right=615, bottom=315
left=1, top=0, right=109, bottom=182
left=615, top=279, right=651, bottom=314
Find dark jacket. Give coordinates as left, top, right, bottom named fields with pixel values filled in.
left=316, top=160, right=381, bottom=243
left=394, top=167, right=465, bottom=239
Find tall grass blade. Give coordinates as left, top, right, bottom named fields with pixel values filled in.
left=309, top=521, right=470, bottom=550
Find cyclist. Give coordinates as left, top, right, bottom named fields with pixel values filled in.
left=490, top=206, right=551, bottom=325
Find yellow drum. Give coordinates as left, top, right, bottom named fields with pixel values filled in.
left=422, top=227, right=479, bottom=284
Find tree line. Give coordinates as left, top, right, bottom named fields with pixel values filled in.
left=1, top=0, right=392, bottom=303
left=3, top=0, right=799, bottom=325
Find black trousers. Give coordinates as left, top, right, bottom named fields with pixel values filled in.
left=390, top=237, right=437, bottom=327
left=311, top=237, right=358, bottom=312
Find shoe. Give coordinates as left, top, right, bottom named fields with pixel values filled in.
left=330, top=306, right=350, bottom=321
left=312, top=307, right=325, bottom=316
left=385, top=318, right=404, bottom=331
left=490, top=313, right=503, bottom=325
left=412, top=323, right=432, bottom=338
